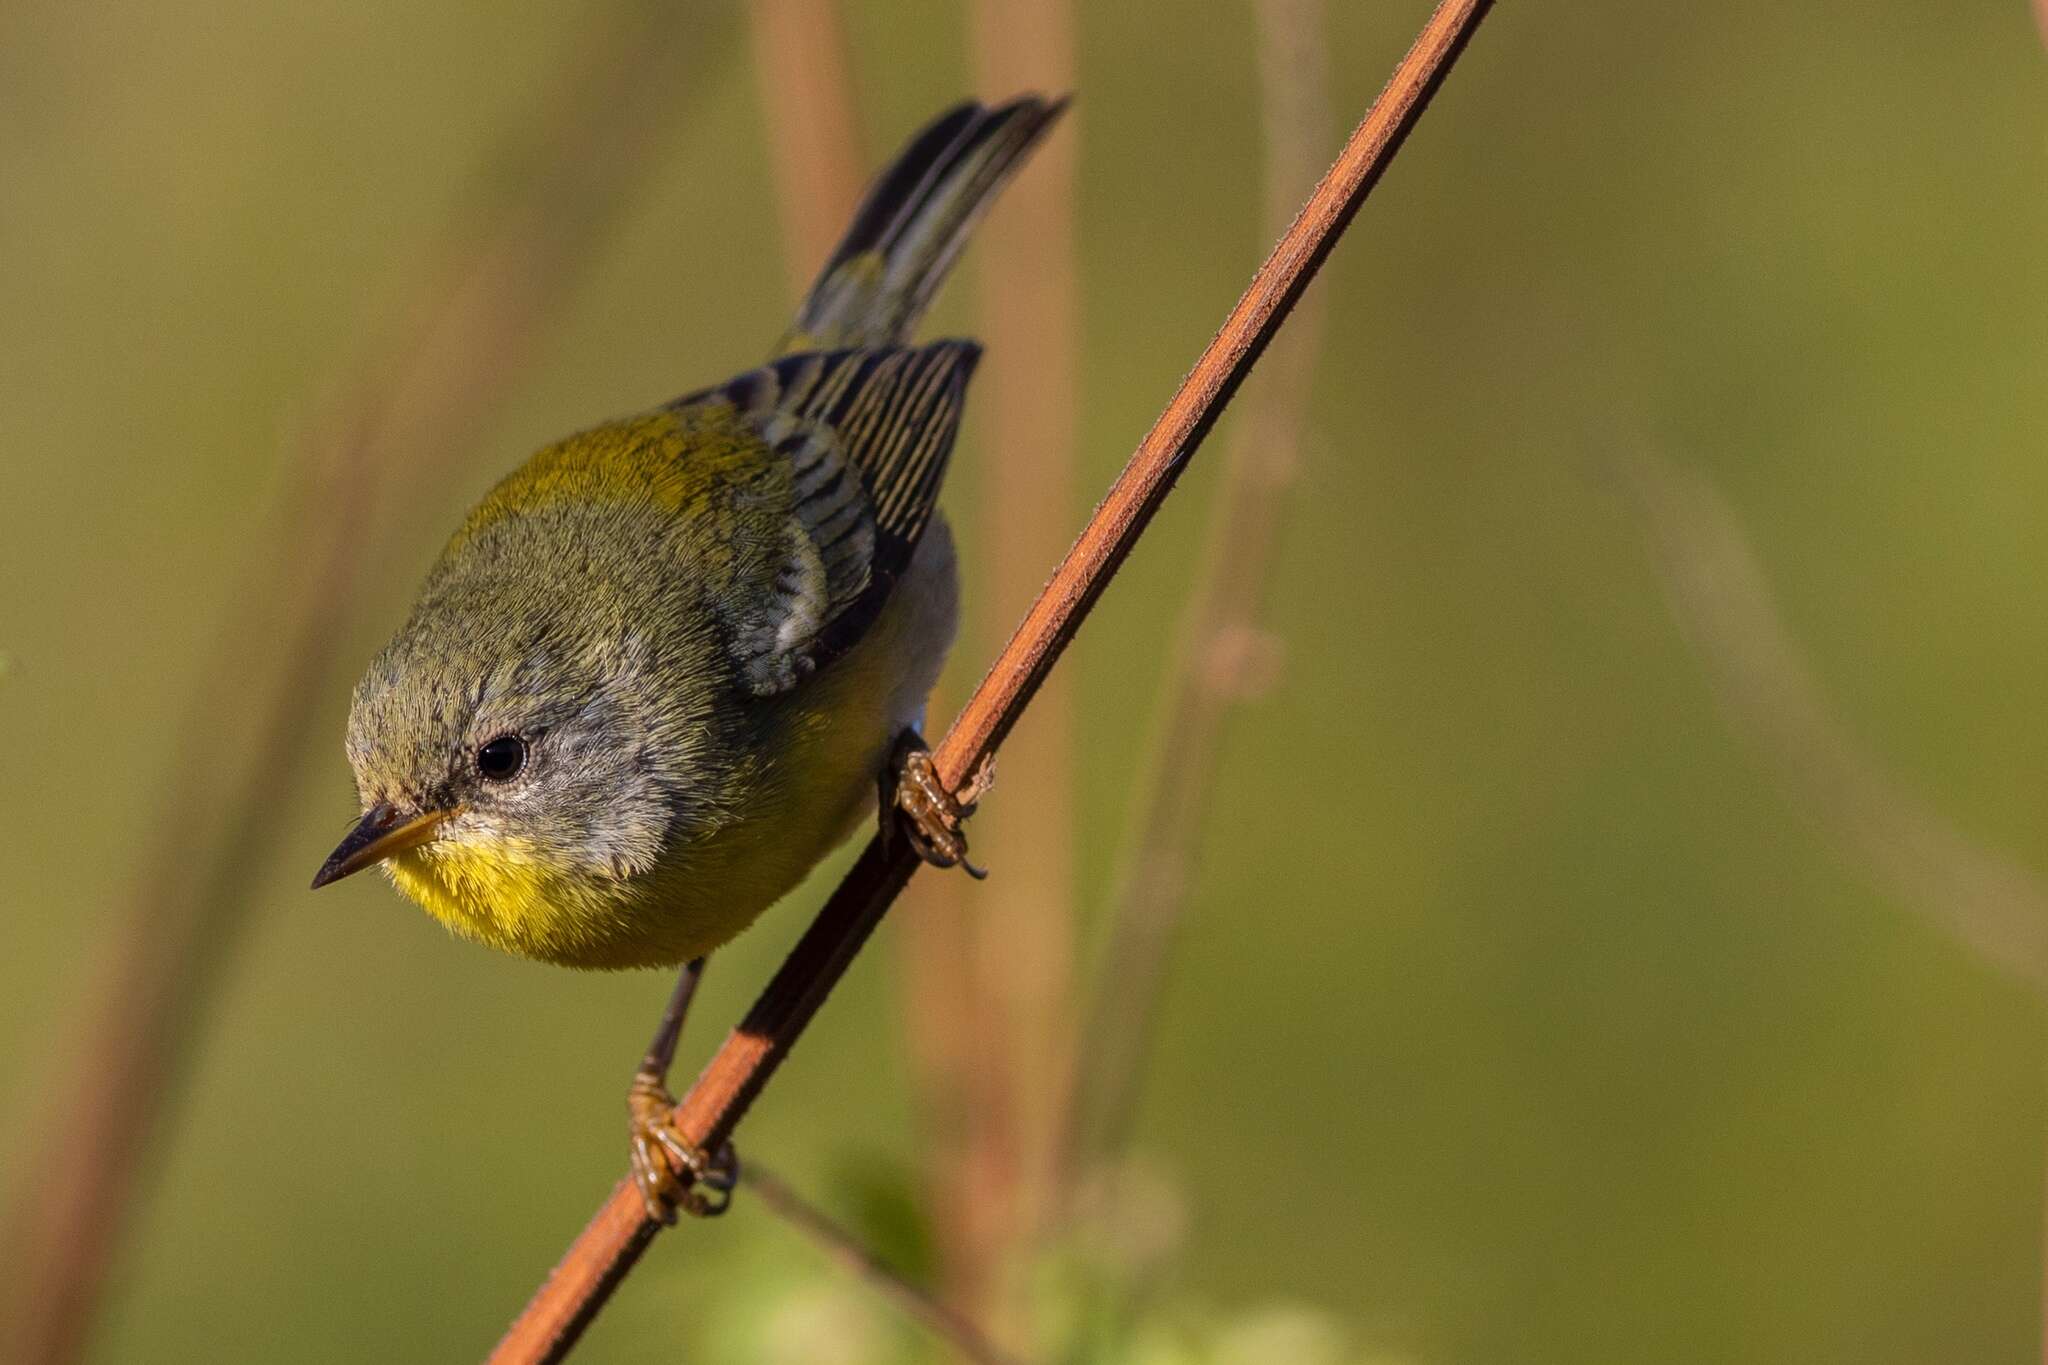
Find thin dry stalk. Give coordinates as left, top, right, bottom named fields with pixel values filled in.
left=1615, top=449, right=2048, bottom=988
left=487, top=4, right=1496, bottom=1359
left=1059, top=0, right=1333, bottom=1193
left=745, top=1163, right=1024, bottom=1365
left=0, top=8, right=715, bottom=1363
left=746, top=0, right=867, bottom=300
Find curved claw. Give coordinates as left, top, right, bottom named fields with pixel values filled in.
left=886, top=732, right=993, bottom=878
left=629, top=1074, right=739, bottom=1222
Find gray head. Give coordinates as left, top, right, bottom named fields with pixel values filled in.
left=313, top=577, right=709, bottom=891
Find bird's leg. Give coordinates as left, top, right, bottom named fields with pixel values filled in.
left=881, top=728, right=994, bottom=879
left=627, top=956, right=739, bottom=1222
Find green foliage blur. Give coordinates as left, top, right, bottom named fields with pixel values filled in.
left=3, top=1, right=2044, bottom=1361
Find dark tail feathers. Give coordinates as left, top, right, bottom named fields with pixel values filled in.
left=778, top=94, right=1068, bottom=353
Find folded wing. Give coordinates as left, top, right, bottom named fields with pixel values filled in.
left=678, top=340, right=981, bottom=693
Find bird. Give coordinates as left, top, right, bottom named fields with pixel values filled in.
left=311, top=95, right=1067, bottom=1217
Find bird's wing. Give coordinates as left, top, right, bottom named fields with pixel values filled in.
left=675, top=340, right=980, bottom=694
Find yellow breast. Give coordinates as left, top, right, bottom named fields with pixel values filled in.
left=386, top=839, right=640, bottom=966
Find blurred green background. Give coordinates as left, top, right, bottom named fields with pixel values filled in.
left=4, top=1, right=2046, bottom=1361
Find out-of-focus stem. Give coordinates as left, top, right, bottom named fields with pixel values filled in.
left=0, top=7, right=714, bottom=1363
left=899, top=0, right=1084, bottom=1323
left=1616, top=447, right=2048, bottom=1365
left=739, top=0, right=995, bottom=1312
left=1616, top=449, right=2048, bottom=989
left=746, top=0, right=867, bottom=301
left=746, top=1162, right=1024, bottom=1365
left=740, top=6, right=1010, bottom=1341
left=1060, top=0, right=1332, bottom=1190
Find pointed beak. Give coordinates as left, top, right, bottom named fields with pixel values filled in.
left=311, top=802, right=457, bottom=889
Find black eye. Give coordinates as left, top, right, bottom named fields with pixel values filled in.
left=476, top=734, right=526, bottom=782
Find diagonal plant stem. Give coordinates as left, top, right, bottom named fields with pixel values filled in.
left=1057, top=0, right=1334, bottom=1197
left=1614, top=446, right=2048, bottom=1365
left=745, top=1162, right=1024, bottom=1365
left=0, top=7, right=720, bottom=1364
left=486, top=3, right=1496, bottom=1359
left=1614, top=449, right=2048, bottom=989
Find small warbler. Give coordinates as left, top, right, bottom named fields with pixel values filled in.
left=313, top=96, right=1066, bottom=1216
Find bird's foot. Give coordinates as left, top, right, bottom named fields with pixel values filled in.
left=628, top=1069, right=738, bottom=1223
left=883, top=730, right=994, bottom=878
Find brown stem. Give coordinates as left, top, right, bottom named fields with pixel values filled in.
left=487, top=3, right=1496, bottom=1359
left=0, top=8, right=718, bottom=1364
left=1057, top=0, right=1334, bottom=1196
left=746, top=1162, right=1025, bottom=1365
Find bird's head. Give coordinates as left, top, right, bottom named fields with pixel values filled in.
left=313, top=576, right=704, bottom=904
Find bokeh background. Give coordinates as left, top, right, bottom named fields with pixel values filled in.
left=4, top=1, right=2046, bottom=1362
